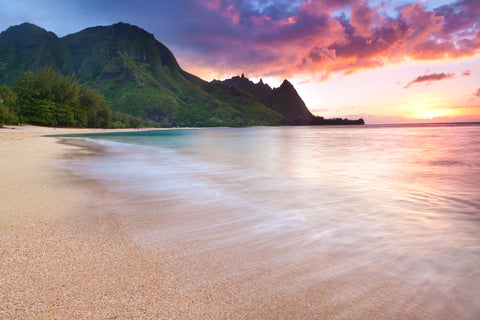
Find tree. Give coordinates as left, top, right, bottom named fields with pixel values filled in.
left=0, top=86, right=17, bottom=126
left=79, top=84, right=112, bottom=128
left=13, top=67, right=112, bottom=127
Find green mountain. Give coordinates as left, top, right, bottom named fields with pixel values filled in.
left=0, top=23, right=64, bottom=83
left=0, top=22, right=288, bottom=127
left=0, top=22, right=363, bottom=127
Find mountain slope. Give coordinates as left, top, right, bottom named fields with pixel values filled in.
left=0, top=23, right=64, bottom=85
left=216, top=74, right=314, bottom=124
left=0, top=22, right=363, bottom=127
left=0, top=22, right=287, bottom=126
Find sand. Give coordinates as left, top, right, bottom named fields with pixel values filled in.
left=0, top=126, right=171, bottom=318
left=0, top=125, right=464, bottom=319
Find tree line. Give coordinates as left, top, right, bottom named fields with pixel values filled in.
left=0, top=67, right=145, bottom=128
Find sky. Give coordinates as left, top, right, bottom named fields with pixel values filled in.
left=1, top=0, right=479, bottom=123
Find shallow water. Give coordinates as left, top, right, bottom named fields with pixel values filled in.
left=61, top=123, right=480, bottom=318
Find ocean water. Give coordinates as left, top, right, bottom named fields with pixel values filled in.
left=61, top=123, right=480, bottom=317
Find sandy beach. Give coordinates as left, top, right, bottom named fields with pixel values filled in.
left=0, top=125, right=315, bottom=319
left=0, top=126, right=173, bottom=318
left=0, top=125, right=471, bottom=319
left=0, top=125, right=333, bottom=319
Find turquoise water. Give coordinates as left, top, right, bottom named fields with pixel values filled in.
left=62, top=123, right=480, bottom=316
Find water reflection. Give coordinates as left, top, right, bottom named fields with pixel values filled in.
left=63, top=124, right=480, bottom=318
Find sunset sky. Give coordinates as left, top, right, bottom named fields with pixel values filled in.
left=1, top=0, right=479, bottom=123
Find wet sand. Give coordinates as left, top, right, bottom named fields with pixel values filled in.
left=0, top=125, right=466, bottom=319
left=0, top=126, right=172, bottom=318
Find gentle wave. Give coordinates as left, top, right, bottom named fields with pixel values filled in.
left=60, top=124, right=480, bottom=317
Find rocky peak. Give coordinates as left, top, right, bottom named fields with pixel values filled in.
left=215, top=74, right=313, bottom=122
left=278, top=79, right=295, bottom=92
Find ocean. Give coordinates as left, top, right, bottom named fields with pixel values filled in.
left=60, top=123, right=480, bottom=318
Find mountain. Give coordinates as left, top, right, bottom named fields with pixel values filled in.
left=215, top=74, right=314, bottom=124
left=0, top=22, right=287, bottom=126
left=0, top=22, right=363, bottom=127
left=0, top=23, right=64, bottom=83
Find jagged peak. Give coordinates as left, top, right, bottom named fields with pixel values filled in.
left=231, top=74, right=251, bottom=83
left=280, top=79, right=293, bottom=88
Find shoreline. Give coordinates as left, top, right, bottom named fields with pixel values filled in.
left=1, top=125, right=324, bottom=318
left=0, top=125, right=177, bottom=317
left=1, top=125, right=473, bottom=319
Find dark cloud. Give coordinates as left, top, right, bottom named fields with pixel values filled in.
left=404, top=72, right=455, bottom=89
left=474, top=88, right=480, bottom=97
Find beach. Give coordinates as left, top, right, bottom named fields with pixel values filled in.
left=1, top=125, right=478, bottom=319
left=0, top=126, right=317, bottom=319
left=0, top=126, right=342, bottom=318
left=0, top=126, right=169, bottom=318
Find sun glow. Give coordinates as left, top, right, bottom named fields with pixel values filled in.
left=411, top=108, right=455, bottom=119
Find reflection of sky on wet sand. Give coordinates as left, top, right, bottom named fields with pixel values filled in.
left=62, top=124, right=480, bottom=318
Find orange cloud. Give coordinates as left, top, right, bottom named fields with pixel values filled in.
left=187, top=0, right=480, bottom=79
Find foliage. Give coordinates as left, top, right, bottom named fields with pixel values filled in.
left=0, top=85, right=18, bottom=125
left=0, top=104, right=17, bottom=126
left=112, top=112, right=144, bottom=128
left=13, top=67, right=112, bottom=127
left=79, top=84, right=113, bottom=128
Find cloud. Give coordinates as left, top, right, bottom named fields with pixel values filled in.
left=2, top=0, right=479, bottom=80
left=350, top=1, right=380, bottom=37
left=171, top=0, right=480, bottom=79
left=474, top=88, right=480, bottom=97
left=404, top=72, right=455, bottom=88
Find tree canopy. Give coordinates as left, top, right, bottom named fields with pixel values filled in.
left=0, top=85, right=17, bottom=126
left=14, top=67, right=112, bottom=127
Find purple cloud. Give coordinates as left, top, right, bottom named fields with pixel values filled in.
left=404, top=72, right=456, bottom=88
left=2, top=0, right=479, bottom=80
left=176, top=0, right=480, bottom=79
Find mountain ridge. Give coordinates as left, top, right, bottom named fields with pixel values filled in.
left=213, top=74, right=314, bottom=124
left=0, top=22, right=364, bottom=127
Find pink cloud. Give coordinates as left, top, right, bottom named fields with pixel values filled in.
left=300, top=0, right=356, bottom=15
left=400, top=3, right=444, bottom=43
left=350, top=1, right=380, bottom=37
left=201, top=0, right=222, bottom=10
left=225, top=4, right=241, bottom=24
left=182, top=0, right=480, bottom=79
left=404, top=72, right=455, bottom=88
